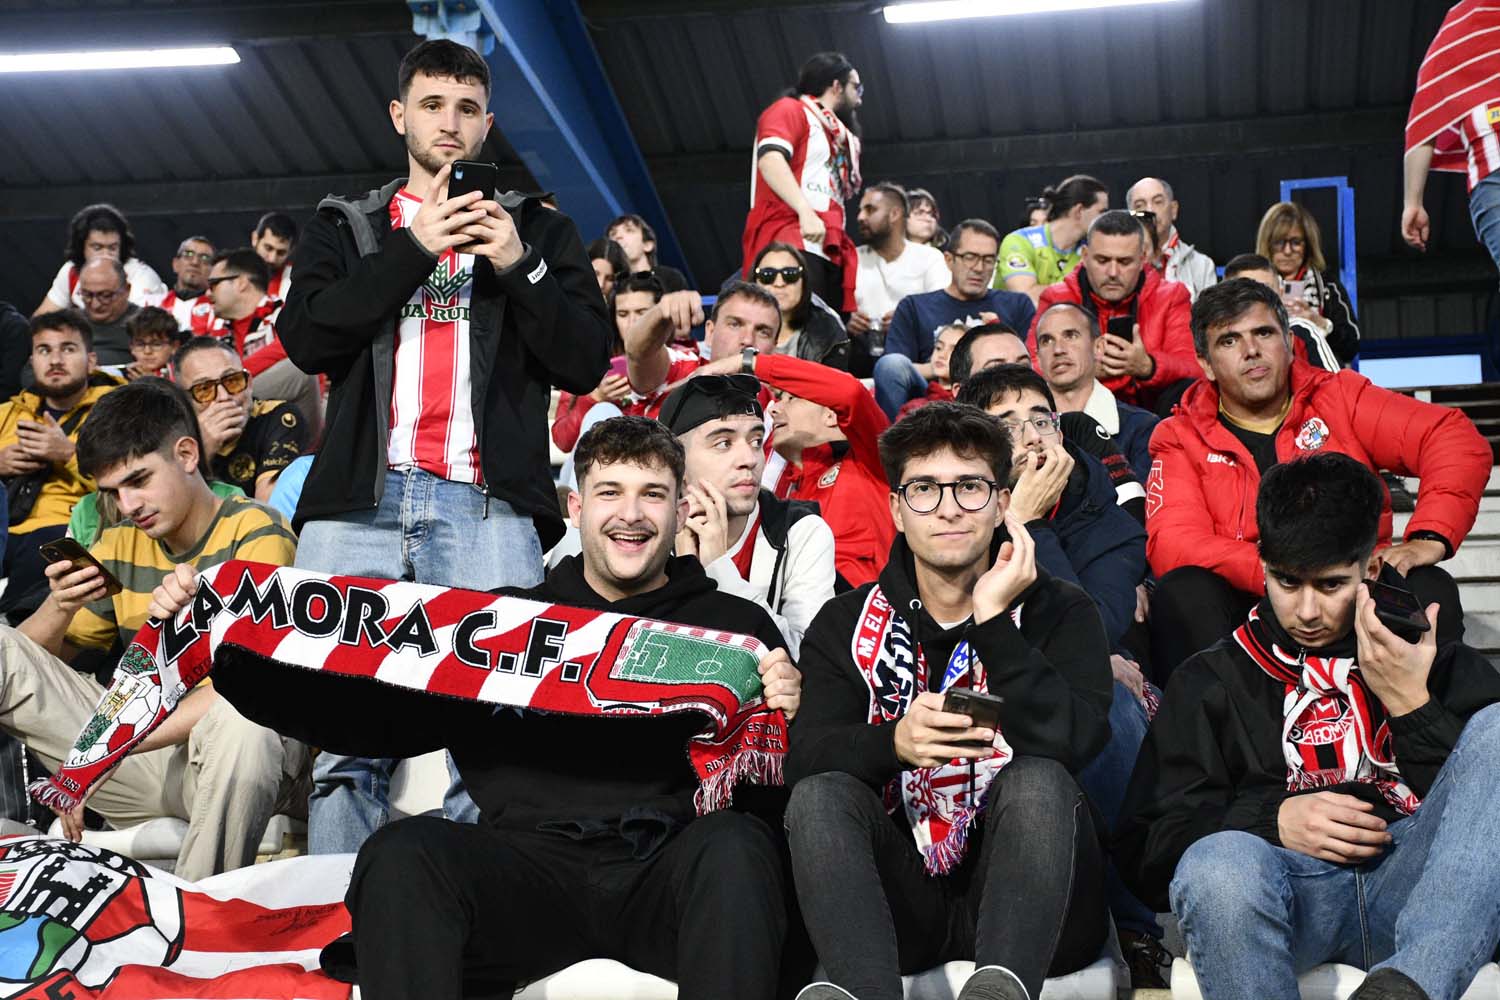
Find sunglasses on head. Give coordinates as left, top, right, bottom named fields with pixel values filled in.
left=754, top=266, right=804, bottom=285
left=186, top=370, right=249, bottom=405
left=658, top=374, right=761, bottom=428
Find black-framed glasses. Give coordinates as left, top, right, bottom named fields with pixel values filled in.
left=998, top=412, right=1060, bottom=437
left=952, top=251, right=998, bottom=270
left=897, top=477, right=997, bottom=514
left=1273, top=237, right=1306, bottom=252
left=754, top=266, right=804, bottom=286
left=78, top=288, right=122, bottom=303
left=206, top=274, right=242, bottom=289
left=186, top=369, right=249, bottom=404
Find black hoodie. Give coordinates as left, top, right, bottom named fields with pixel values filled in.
left=1114, top=586, right=1500, bottom=913
left=785, top=533, right=1113, bottom=790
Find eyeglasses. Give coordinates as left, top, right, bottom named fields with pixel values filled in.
left=177, top=249, right=214, bottom=263
left=754, top=266, right=804, bottom=286
left=952, top=252, right=998, bottom=270
left=897, top=477, right=997, bottom=514
left=78, top=288, right=122, bottom=304
left=186, top=369, right=249, bottom=404
left=1273, top=237, right=1306, bottom=252
left=998, top=412, right=1060, bottom=437
left=206, top=274, right=242, bottom=289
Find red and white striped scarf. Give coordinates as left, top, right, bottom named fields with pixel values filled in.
left=850, top=586, right=1015, bottom=875
left=32, top=562, right=787, bottom=817
left=1234, top=606, right=1420, bottom=816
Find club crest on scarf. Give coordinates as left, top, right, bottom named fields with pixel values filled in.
left=1234, top=606, right=1420, bottom=815
left=851, top=586, right=1016, bottom=875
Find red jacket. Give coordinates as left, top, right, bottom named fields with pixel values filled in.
left=896, top=381, right=954, bottom=421
left=1145, top=360, right=1491, bottom=594
left=1029, top=267, right=1195, bottom=407
left=755, top=353, right=893, bottom=586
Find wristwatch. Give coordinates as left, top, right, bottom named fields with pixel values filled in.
left=740, top=347, right=759, bottom=376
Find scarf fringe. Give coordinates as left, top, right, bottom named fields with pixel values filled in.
left=694, top=748, right=785, bottom=815
left=28, top=777, right=79, bottom=813
left=921, top=806, right=980, bottom=876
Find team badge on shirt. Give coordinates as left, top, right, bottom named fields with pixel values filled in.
left=818, top=464, right=841, bottom=488
left=1006, top=254, right=1029, bottom=271
left=1294, top=417, right=1330, bottom=451
left=423, top=257, right=471, bottom=303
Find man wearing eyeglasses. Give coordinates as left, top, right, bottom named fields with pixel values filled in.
left=1126, top=178, right=1217, bottom=302
left=785, top=401, right=1112, bottom=1000
left=148, top=237, right=217, bottom=332
left=877, top=221, right=1036, bottom=420
left=74, top=257, right=139, bottom=368
left=174, top=338, right=308, bottom=502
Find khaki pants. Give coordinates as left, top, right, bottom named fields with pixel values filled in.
left=0, top=625, right=309, bottom=881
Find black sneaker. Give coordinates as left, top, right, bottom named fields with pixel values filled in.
left=957, top=965, right=1030, bottom=1000
left=1119, top=928, right=1172, bottom=989
left=1350, top=969, right=1432, bottom=1000
left=1384, top=473, right=1417, bottom=513
left=795, top=984, right=859, bottom=1000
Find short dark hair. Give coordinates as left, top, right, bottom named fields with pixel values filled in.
left=712, top=279, right=782, bottom=330
left=796, top=51, right=855, bottom=96
left=1043, top=175, right=1108, bottom=222
left=1191, top=277, right=1289, bottom=356
left=587, top=237, right=629, bottom=275
left=1257, top=453, right=1384, bottom=573
left=1087, top=209, right=1147, bottom=249
left=879, top=401, right=1013, bottom=490
left=398, top=39, right=490, bottom=101
left=607, top=215, right=659, bottom=267
left=253, top=212, right=298, bottom=244
left=76, top=377, right=205, bottom=480
left=955, top=364, right=1057, bottom=412
left=1222, top=252, right=1276, bottom=279
left=65, top=203, right=134, bottom=268
left=750, top=241, right=812, bottom=327
left=866, top=181, right=909, bottom=218
left=573, top=415, right=685, bottom=491
left=210, top=248, right=271, bottom=293
left=31, top=309, right=94, bottom=351
left=947, top=218, right=1001, bottom=253
left=949, top=322, right=1021, bottom=383
left=1035, top=301, right=1100, bottom=341
left=126, top=306, right=184, bottom=344
left=173, top=335, right=239, bottom=373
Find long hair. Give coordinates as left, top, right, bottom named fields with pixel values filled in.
left=1255, top=201, right=1328, bottom=274
left=751, top=242, right=812, bottom=329
left=65, top=204, right=135, bottom=269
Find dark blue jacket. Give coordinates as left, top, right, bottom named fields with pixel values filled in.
left=1114, top=399, right=1159, bottom=484
left=1025, top=441, right=1147, bottom=649
left=885, top=287, right=1035, bottom=362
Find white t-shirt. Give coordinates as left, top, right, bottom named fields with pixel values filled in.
left=854, top=241, right=950, bottom=321
left=45, top=258, right=166, bottom=310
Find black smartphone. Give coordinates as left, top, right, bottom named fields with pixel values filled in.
left=1364, top=578, right=1430, bottom=643
left=39, top=538, right=124, bottom=598
left=447, top=159, right=498, bottom=203
left=1106, top=315, right=1136, bottom=342
left=942, top=688, right=1005, bottom=730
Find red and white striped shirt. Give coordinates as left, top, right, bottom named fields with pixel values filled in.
left=386, top=188, right=482, bottom=484
left=1405, top=2, right=1500, bottom=190
left=147, top=287, right=214, bottom=332
left=265, top=263, right=294, bottom=303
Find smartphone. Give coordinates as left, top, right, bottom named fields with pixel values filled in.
left=447, top=159, right=498, bottom=203
left=1106, top=315, right=1135, bottom=342
left=39, top=538, right=124, bottom=598
left=942, top=688, right=1005, bottom=730
left=1364, top=578, right=1430, bottom=643
left=1283, top=278, right=1310, bottom=303
left=608, top=355, right=631, bottom=380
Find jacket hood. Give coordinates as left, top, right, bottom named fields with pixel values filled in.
left=1056, top=439, right=1116, bottom=521
left=536, top=553, right=719, bottom=617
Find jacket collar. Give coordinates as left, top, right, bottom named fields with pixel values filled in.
left=1081, top=379, right=1121, bottom=435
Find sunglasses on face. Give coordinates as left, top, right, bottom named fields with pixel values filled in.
left=206, top=274, right=242, bottom=290
left=754, top=266, right=804, bottom=286
left=186, top=370, right=249, bottom=405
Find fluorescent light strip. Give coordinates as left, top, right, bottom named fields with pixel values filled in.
left=0, top=46, right=240, bottom=74
left=885, top=0, right=1186, bottom=24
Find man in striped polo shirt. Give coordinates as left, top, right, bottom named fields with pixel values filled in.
left=0, top=379, right=306, bottom=880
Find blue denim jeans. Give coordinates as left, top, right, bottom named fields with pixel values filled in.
left=872, top=353, right=930, bottom=420
left=1469, top=172, right=1500, bottom=276
left=1170, top=702, right=1500, bottom=1000
left=298, top=467, right=545, bottom=854
left=1077, top=680, right=1161, bottom=938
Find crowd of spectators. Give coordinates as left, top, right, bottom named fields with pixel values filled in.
left=0, top=34, right=1496, bottom=1000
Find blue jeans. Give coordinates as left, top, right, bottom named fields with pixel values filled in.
left=1076, top=680, right=1161, bottom=938
left=1170, top=702, right=1500, bottom=1000
left=1470, top=173, right=1500, bottom=372
left=872, top=353, right=929, bottom=420
left=298, top=467, right=546, bottom=854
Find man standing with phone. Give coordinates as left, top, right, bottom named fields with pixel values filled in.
left=278, top=39, right=612, bottom=854
left=784, top=403, right=1113, bottom=1000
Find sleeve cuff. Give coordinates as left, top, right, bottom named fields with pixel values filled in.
left=489, top=244, right=545, bottom=290
left=400, top=226, right=439, bottom=262
left=1387, top=695, right=1450, bottom=737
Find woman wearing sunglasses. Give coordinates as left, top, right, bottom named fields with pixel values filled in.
left=1254, top=202, right=1360, bottom=365
left=749, top=242, right=850, bottom=372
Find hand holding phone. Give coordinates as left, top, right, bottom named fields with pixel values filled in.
left=40, top=538, right=124, bottom=604
left=942, top=687, right=1005, bottom=730
left=1362, top=578, right=1430, bottom=644
left=894, top=691, right=997, bottom=769
left=1105, top=315, right=1136, bottom=343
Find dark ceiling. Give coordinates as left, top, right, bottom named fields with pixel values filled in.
left=0, top=0, right=1489, bottom=343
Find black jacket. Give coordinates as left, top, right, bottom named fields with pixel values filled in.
left=0, top=302, right=29, bottom=401
left=279, top=179, right=611, bottom=546
left=785, top=533, right=1113, bottom=789
left=1114, top=590, right=1500, bottom=912
left=792, top=299, right=851, bottom=370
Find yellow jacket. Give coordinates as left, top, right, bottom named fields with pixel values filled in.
left=0, top=375, right=122, bottom=533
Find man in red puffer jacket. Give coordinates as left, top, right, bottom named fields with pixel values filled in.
left=1028, top=210, right=1196, bottom=414
left=1145, top=279, right=1491, bottom=677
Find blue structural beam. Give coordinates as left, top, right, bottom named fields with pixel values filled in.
left=1280, top=176, right=1358, bottom=318
left=413, top=0, right=690, bottom=285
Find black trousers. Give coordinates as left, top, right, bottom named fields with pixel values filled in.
left=0, top=523, right=66, bottom=624
left=1150, top=564, right=1466, bottom=684
left=341, top=812, right=788, bottom=1000
left=785, top=758, right=1108, bottom=1000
